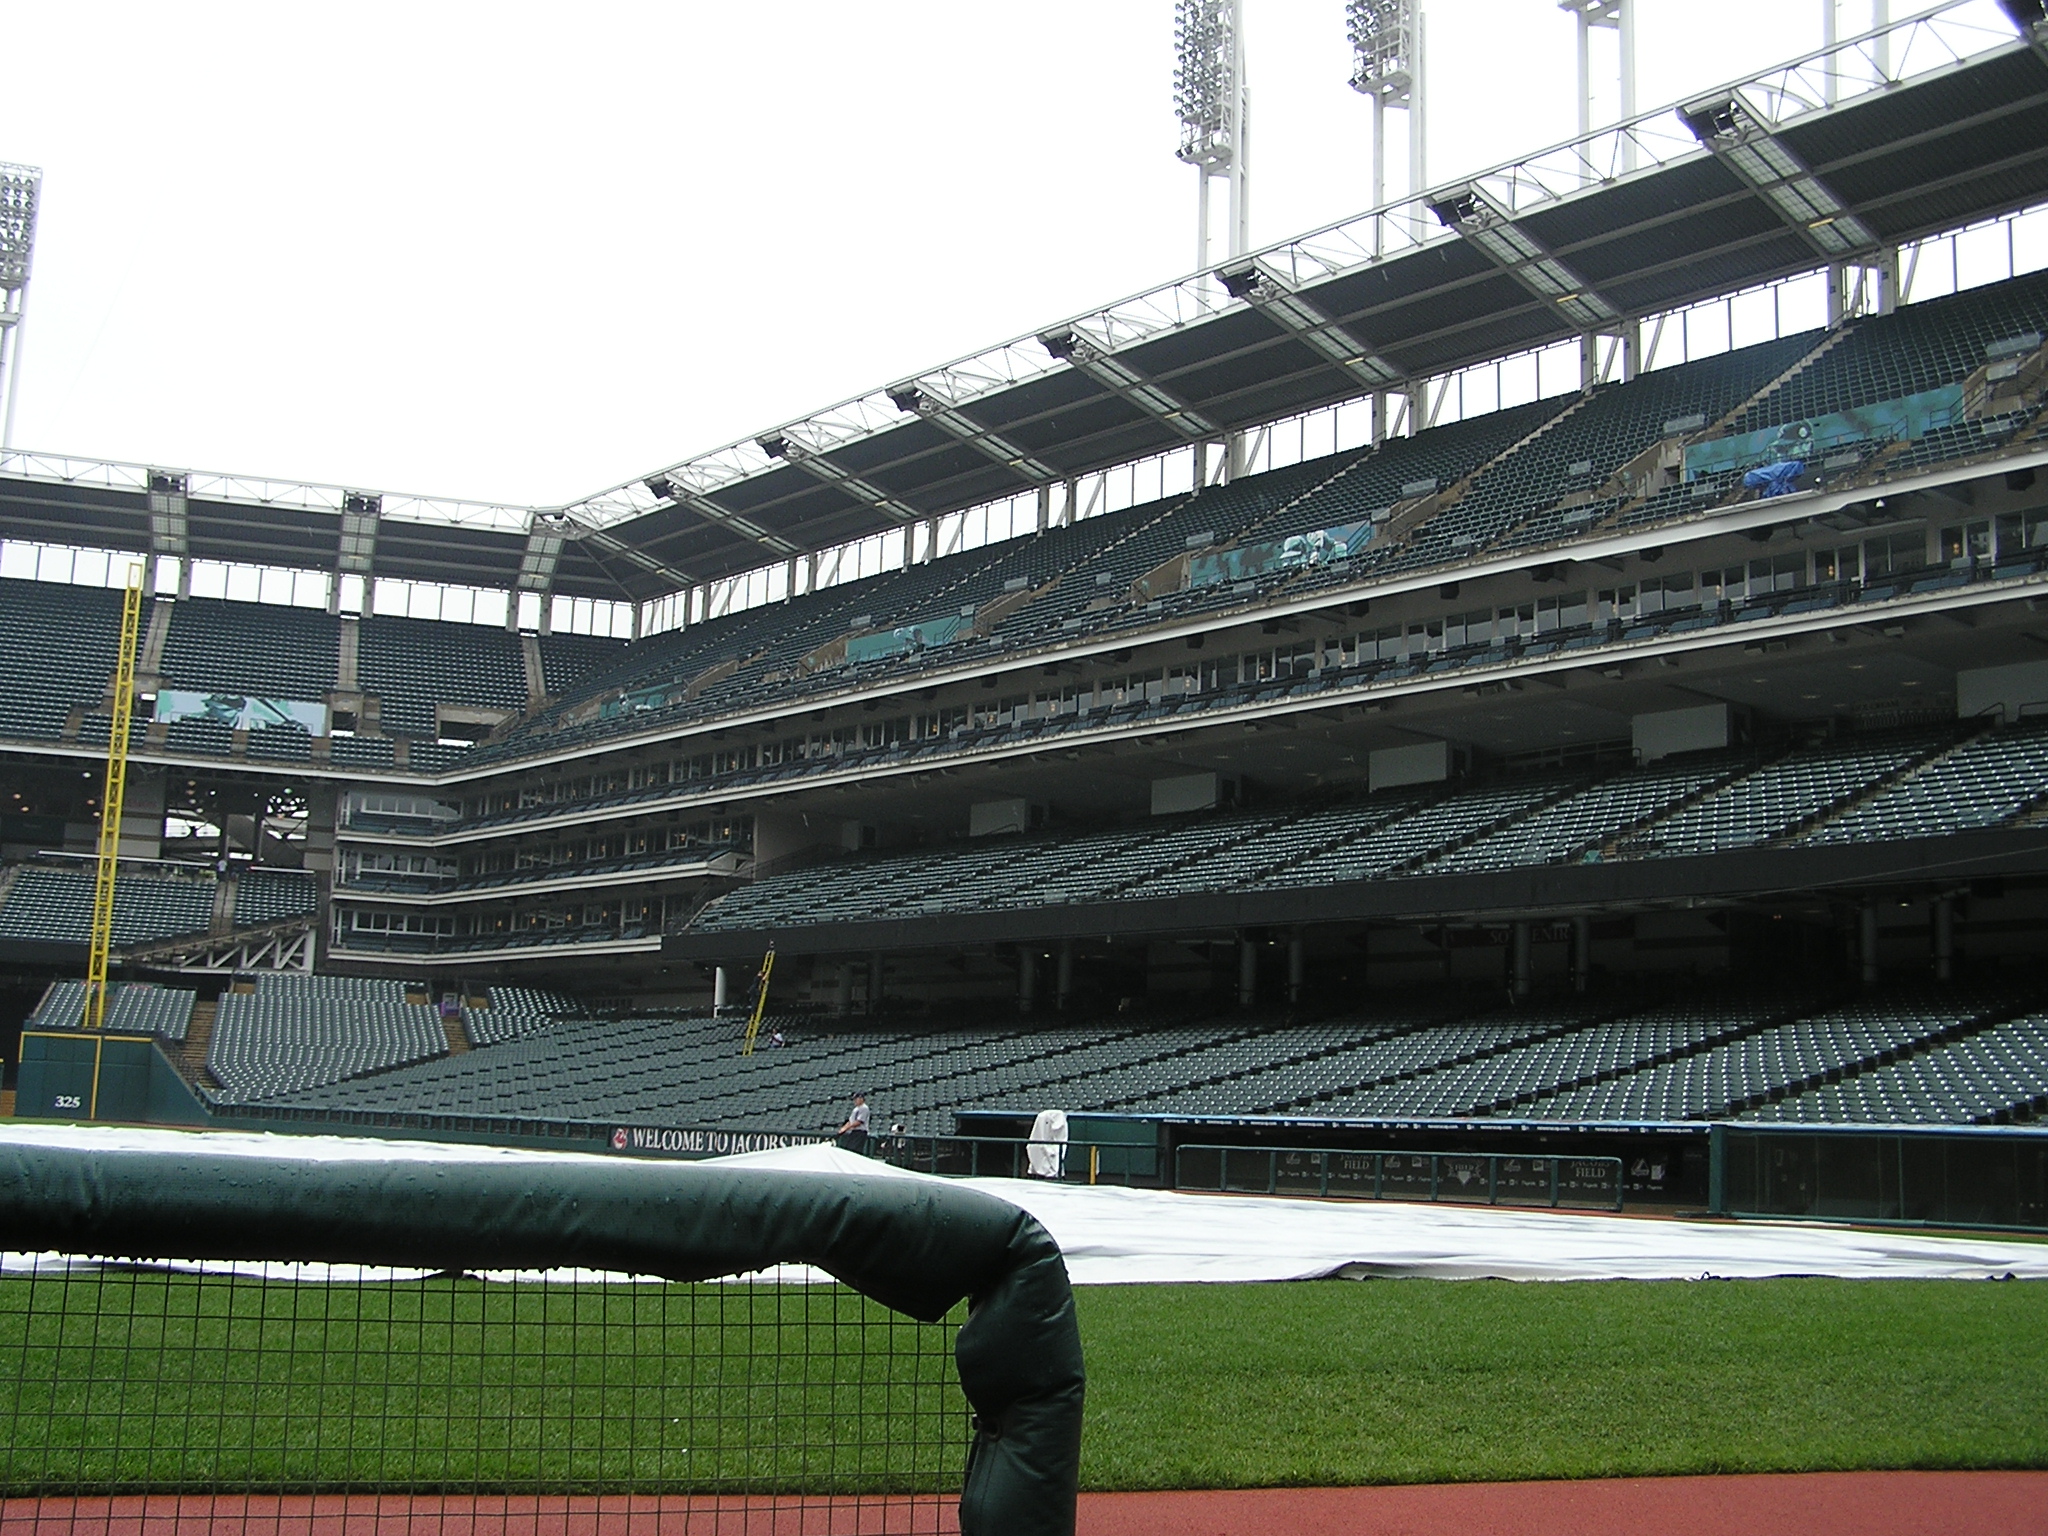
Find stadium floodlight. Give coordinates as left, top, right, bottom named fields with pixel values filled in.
left=757, top=432, right=923, bottom=524
left=1037, top=330, right=1218, bottom=439
left=643, top=472, right=799, bottom=557
left=1347, top=0, right=1425, bottom=244
left=1429, top=187, right=1618, bottom=329
left=1175, top=0, right=1248, bottom=277
left=1218, top=260, right=1403, bottom=390
left=888, top=384, right=1059, bottom=485
left=517, top=511, right=571, bottom=591
left=147, top=470, right=189, bottom=559
left=337, top=491, right=382, bottom=574
left=1678, top=93, right=1879, bottom=258
left=0, top=161, right=42, bottom=451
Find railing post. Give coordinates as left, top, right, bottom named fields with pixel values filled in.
left=1487, top=1155, right=1498, bottom=1206
left=1374, top=1153, right=1383, bottom=1201
left=1429, top=1154, right=1440, bottom=1203
left=1550, top=1157, right=1559, bottom=1208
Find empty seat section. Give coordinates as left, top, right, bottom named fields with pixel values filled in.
left=1620, top=731, right=1946, bottom=858
left=159, top=598, right=339, bottom=701
left=205, top=974, right=449, bottom=1102
left=0, top=578, right=124, bottom=742
left=1800, top=721, right=2048, bottom=844
left=0, top=865, right=217, bottom=945
left=357, top=616, right=527, bottom=738
left=232, top=868, right=319, bottom=925
left=1744, top=1010, right=2048, bottom=1124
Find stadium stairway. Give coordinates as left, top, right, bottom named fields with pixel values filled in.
left=1581, top=325, right=1857, bottom=538
left=1357, top=392, right=1593, bottom=563
left=178, top=998, right=219, bottom=1091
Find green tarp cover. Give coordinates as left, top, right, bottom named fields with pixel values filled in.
left=0, top=1135, right=1083, bottom=1536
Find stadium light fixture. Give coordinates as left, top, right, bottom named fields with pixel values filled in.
left=516, top=512, right=571, bottom=592
left=337, top=492, right=381, bottom=575
left=1175, top=0, right=1249, bottom=276
left=749, top=437, right=923, bottom=525
left=1678, top=93, right=1877, bottom=258
left=559, top=514, right=695, bottom=592
left=887, top=385, right=1059, bottom=485
left=1037, top=331, right=1218, bottom=438
left=1428, top=188, right=1618, bottom=329
left=1346, top=0, right=1425, bottom=245
left=0, top=161, right=42, bottom=451
left=642, top=473, right=801, bottom=557
left=146, top=471, right=189, bottom=559
left=1218, top=261, right=1402, bottom=390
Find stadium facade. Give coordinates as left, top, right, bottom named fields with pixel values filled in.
left=3, top=2, right=2048, bottom=1222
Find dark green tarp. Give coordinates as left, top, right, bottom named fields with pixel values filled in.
left=0, top=1137, right=1084, bottom=1536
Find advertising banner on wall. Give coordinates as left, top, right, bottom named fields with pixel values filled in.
left=1188, top=518, right=1376, bottom=590
left=1683, top=384, right=1964, bottom=481
left=154, top=691, right=329, bottom=736
left=843, top=613, right=972, bottom=665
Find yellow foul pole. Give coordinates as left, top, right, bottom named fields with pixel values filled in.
left=741, top=945, right=777, bottom=1055
left=83, top=563, right=146, bottom=1033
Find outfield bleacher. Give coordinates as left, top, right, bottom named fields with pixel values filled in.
left=26, top=979, right=197, bottom=1041
left=204, top=974, right=448, bottom=1103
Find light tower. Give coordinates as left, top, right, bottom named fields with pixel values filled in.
left=1174, top=0, right=1249, bottom=279
left=1556, top=3, right=1639, bottom=382
left=1557, top=0, right=1636, bottom=170
left=1347, top=1, right=1424, bottom=441
left=0, top=162, right=41, bottom=451
left=1347, top=0, right=1425, bottom=240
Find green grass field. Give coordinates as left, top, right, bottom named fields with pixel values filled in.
left=0, top=1271, right=2042, bottom=1494
left=1075, top=1278, right=2048, bottom=1489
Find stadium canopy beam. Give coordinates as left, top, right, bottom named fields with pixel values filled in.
left=337, top=492, right=381, bottom=579
left=565, top=515, right=695, bottom=591
left=146, top=470, right=187, bottom=560
left=1425, top=184, right=1621, bottom=331
left=885, top=385, right=1059, bottom=485
left=1677, top=90, right=1881, bottom=261
left=756, top=435, right=923, bottom=523
left=1216, top=258, right=1405, bottom=392
left=643, top=473, right=804, bottom=558
left=1036, top=330, right=1219, bottom=439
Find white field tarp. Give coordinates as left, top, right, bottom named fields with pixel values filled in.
left=0, top=1124, right=2042, bottom=1284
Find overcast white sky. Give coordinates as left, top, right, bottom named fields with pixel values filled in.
left=1, top=1, right=1895, bottom=509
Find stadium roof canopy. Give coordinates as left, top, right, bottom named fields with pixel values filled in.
left=4, top=0, right=2047, bottom=604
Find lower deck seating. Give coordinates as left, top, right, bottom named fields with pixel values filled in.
left=26, top=979, right=196, bottom=1041
left=205, top=973, right=447, bottom=1102
left=464, top=984, right=582, bottom=1046
left=1743, top=1009, right=2048, bottom=1124
left=220, top=984, right=2048, bottom=1136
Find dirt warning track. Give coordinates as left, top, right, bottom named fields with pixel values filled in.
left=1075, top=1470, right=2048, bottom=1535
